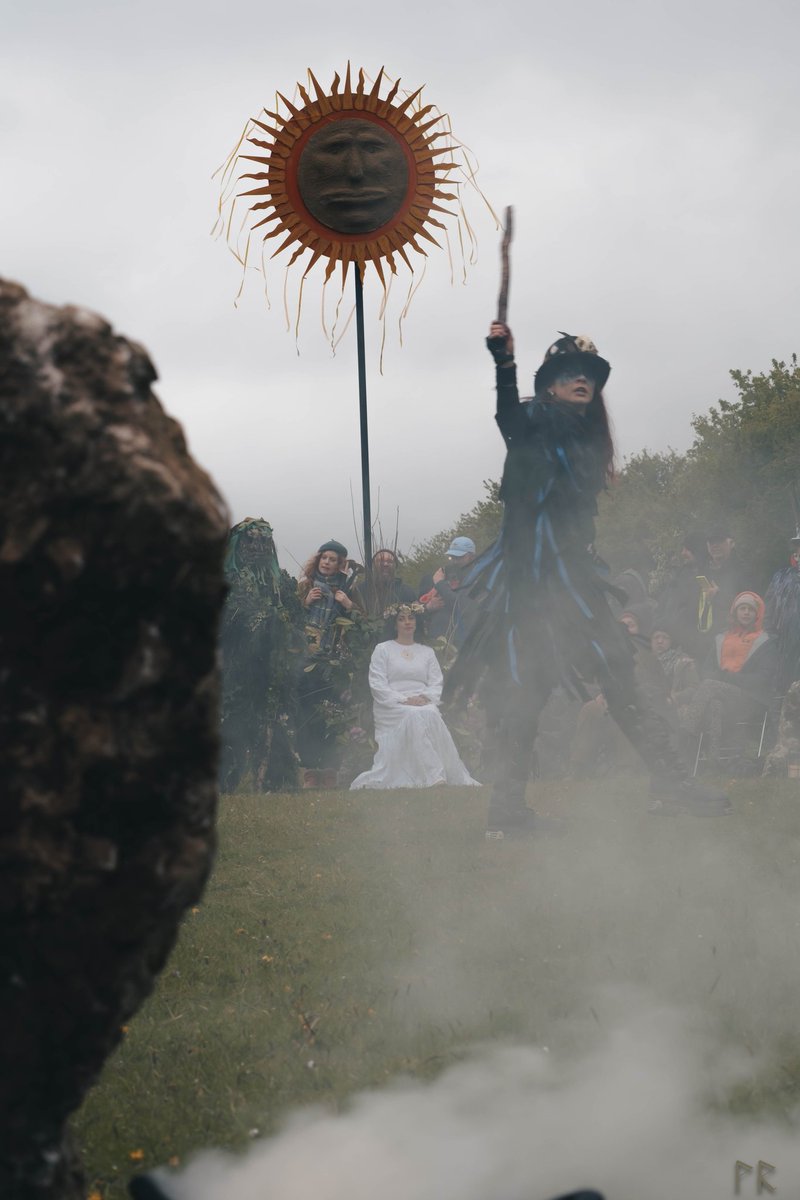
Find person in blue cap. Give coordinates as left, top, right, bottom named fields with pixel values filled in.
left=444, top=322, right=730, bottom=835
left=419, top=535, right=478, bottom=646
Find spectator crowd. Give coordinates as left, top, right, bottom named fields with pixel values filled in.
left=219, top=520, right=800, bottom=792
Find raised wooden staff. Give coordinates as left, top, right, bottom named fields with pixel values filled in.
left=497, top=205, right=514, bottom=324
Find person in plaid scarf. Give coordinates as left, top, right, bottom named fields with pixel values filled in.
left=295, top=540, right=366, bottom=778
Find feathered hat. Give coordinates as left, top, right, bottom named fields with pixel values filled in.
left=534, top=332, right=611, bottom=394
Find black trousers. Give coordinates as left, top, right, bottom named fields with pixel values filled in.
left=482, top=641, right=684, bottom=813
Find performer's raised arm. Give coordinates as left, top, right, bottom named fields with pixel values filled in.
left=486, top=321, right=519, bottom=434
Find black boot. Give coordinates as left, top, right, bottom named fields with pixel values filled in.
left=551, top=1193, right=605, bottom=1200
left=129, top=1174, right=175, bottom=1200
left=486, top=780, right=566, bottom=839
left=609, top=699, right=731, bottom=817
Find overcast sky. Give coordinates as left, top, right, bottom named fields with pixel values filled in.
left=4, top=0, right=799, bottom=571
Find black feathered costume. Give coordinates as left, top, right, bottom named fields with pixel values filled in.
left=445, top=333, right=729, bottom=829
left=449, top=359, right=632, bottom=701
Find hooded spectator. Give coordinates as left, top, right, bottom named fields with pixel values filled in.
left=764, top=527, right=800, bottom=693
left=680, top=591, right=778, bottom=766
left=704, top=591, right=777, bottom=705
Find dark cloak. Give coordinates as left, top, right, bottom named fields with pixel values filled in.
left=445, top=367, right=632, bottom=703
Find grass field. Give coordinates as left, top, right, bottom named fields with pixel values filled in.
left=75, top=777, right=800, bottom=1198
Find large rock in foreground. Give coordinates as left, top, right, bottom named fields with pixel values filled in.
left=0, top=279, right=228, bottom=1199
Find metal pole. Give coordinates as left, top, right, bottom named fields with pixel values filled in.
left=354, top=265, right=373, bottom=573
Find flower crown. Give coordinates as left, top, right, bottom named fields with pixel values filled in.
left=383, top=601, right=426, bottom=619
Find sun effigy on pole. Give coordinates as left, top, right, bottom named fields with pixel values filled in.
left=214, top=64, right=492, bottom=570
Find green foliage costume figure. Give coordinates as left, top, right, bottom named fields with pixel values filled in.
left=219, top=518, right=301, bottom=792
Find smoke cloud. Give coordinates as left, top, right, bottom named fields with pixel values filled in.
left=154, top=993, right=798, bottom=1199
left=152, top=783, right=800, bottom=1200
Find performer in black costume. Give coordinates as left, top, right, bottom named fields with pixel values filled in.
left=445, top=322, right=730, bottom=835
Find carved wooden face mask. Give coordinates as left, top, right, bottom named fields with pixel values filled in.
left=297, top=119, right=409, bottom=234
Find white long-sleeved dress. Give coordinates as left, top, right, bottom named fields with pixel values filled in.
left=350, top=640, right=481, bottom=789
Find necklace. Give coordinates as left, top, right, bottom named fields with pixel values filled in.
left=395, top=640, right=415, bottom=660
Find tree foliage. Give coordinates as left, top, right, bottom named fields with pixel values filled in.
left=401, top=480, right=502, bottom=589
left=596, top=356, right=800, bottom=592
left=405, top=358, right=800, bottom=597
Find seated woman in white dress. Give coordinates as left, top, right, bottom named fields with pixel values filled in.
left=350, top=604, right=481, bottom=790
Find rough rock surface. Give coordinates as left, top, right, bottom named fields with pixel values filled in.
left=0, top=279, right=229, bottom=1199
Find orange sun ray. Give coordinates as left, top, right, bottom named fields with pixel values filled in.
left=215, top=64, right=498, bottom=336
left=217, top=65, right=471, bottom=288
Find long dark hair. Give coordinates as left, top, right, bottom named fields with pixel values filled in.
left=532, top=384, right=615, bottom=484
left=583, top=389, right=615, bottom=482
